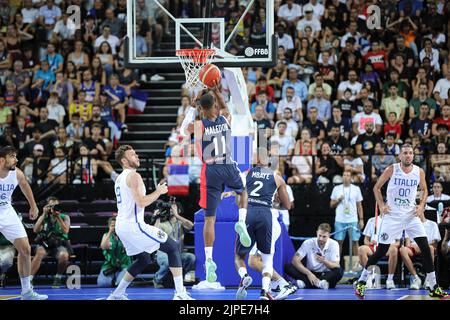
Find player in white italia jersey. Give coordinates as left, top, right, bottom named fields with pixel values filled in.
left=0, top=146, right=47, bottom=300
left=106, top=145, right=193, bottom=300
left=354, top=144, right=448, bottom=299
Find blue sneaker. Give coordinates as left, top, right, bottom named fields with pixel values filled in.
left=235, top=221, right=251, bottom=247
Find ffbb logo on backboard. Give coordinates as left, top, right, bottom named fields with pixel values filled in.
left=244, top=47, right=269, bottom=58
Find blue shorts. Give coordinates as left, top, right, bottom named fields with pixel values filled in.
left=333, top=221, right=361, bottom=241
left=235, top=207, right=280, bottom=255
left=200, top=162, right=244, bottom=216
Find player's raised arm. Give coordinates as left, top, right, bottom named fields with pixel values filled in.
left=373, top=165, right=393, bottom=214
left=275, top=174, right=291, bottom=210
left=127, top=172, right=168, bottom=208
left=16, top=168, right=39, bottom=220
left=211, top=80, right=229, bottom=114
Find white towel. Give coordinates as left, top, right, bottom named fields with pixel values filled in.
left=192, top=280, right=225, bottom=291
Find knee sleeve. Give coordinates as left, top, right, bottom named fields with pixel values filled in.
left=366, top=244, right=390, bottom=268
left=159, top=237, right=182, bottom=268
left=127, top=252, right=153, bottom=278
left=414, top=237, right=434, bottom=273
left=260, top=253, right=273, bottom=277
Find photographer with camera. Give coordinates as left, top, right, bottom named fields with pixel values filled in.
left=30, top=196, right=71, bottom=288
left=97, top=217, right=132, bottom=287
left=152, top=199, right=195, bottom=288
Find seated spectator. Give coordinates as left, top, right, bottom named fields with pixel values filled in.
left=276, top=23, right=294, bottom=59
left=94, top=25, right=120, bottom=55
left=23, top=127, right=51, bottom=158
left=153, top=202, right=195, bottom=288
left=426, top=181, right=450, bottom=203
left=337, top=69, right=362, bottom=101
left=384, top=112, right=402, bottom=142
left=270, top=121, right=295, bottom=157
left=67, top=40, right=90, bottom=71
left=294, top=128, right=317, bottom=156
left=0, top=126, right=19, bottom=150
left=0, top=233, right=15, bottom=287
left=84, top=105, right=111, bottom=142
left=343, top=147, right=365, bottom=183
left=267, top=59, right=287, bottom=100
left=31, top=196, right=71, bottom=288
left=288, top=140, right=313, bottom=184
left=49, top=72, right=74, bottom=109
left=327, top=106, right=351, bottom=140
left=358, top=215, right=400, bottom=287
left=274, top=107, right=298, bottom=138
left=363, top=40, right=388, bottom=76
left=65, top=112, right=84, bottom=144
left=371, top=143, right=396, bottom=181
left=316, top=142, right=341, bottom=184
left=83, top=124, right=108, bottom=160
left=381, top=84, right=408, bottom=124
left=253, top=105, right=273, bottom=140
left=337, top=89, right=354, bottom=121
left=326, top=125, right=349, bottom=155
left=47, top=147, right=69, bottom=184
left=419, top=38, right=440, bottom=74
left=411, top=67, right=435, bottom=99
left=33, top=60, right=55, bottom=90
left=0, top=41, right=12, bottom=78
left=36, top=106, right=59, bottom=145
left=69, top=91, right=93, bottom=123
left=384, top=133, right=400, bottom=156
left=409, top=103, right=432, bottom=144
left=97, top=217, right=132, bottom=287
left=352, top=100, right=383, bottom=139
left=382, top=69, right=409, bottom=99
left=400, top=217, right=440, bottom=290
left=103, top=73, right=128, bottom=124
left=360, top=63, right=382, bottom=94
left=307, top=87, right=331, bottom=126
left=389, top=53, right=415, bottom=85
left=21, top=143, right=50, bottom=184
left=53, top=127, right=74, bottom=157
left=46, top=92, right=66, bottom=125
left=255, top=76, right=275, bottom=103
left=431, top=143, right=450, bottom=182
left=409, top=84, right=436, bottom=121
left=276, top=86, right=303, bottom=123
left=277, top=0, right=302, bottom=30
left=389, top=35, right=415, bottom=69
left=432, top=104, right=450, bottom=136
left=73, top=144, right=97, bottom=184
left=355, top=122, right=383, bottom=156
left=308, top=73, right=332, bottom=101
left=0, top=96, right=13, bottom=130
left=282, top=68, right=308, bottom=103
left=317, top=50, right=337, bottom=87
left=430, top=124, right=450, bottom=153
left=433, top=70, right=450, bottom=107
left=91, top=57, right=106, bottom=86
left=285, top=223, right=343, bottom=289
left=303, top=106, right=326, bottom=141
left=77, top=69, right=100, bottom=105
left=45, top=42, right=64, bottom=74
left=250, top=90, right=276, bottom=121
left=293, top=37, right=317, bottom=84
left=6, top=60, right=31, bottom=96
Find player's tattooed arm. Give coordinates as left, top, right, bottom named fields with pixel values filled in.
left=373, top=165, right=393, bottom=214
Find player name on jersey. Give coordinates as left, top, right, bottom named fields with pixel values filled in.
left=204, top=124, right=229, bottom=136
left=392, top=178, right=418, bottom=187
left=251, top=172, right=271, bottom=180
left=0, top=184, right=15, bottom=191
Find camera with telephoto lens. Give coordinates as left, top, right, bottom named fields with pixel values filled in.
left=150, top=198, right=176, bottom=224
left=34, top=203, right=64, bottom=249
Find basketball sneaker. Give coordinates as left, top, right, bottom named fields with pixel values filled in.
left=410, top=276, right=422, bottom=290
left=52, top=276, right=62, bottom=289
left=296, top=280, right=306, bottom=289
left=317, top=280, right=329, bottom=290
left=205, top=258, right=217, bottom=283
left=21, top=290, right=48, bottom=300
left=173, top=288, right=195, bottom=300
left=234, top=221, right=251, bottom=247
left=259, top=289, right=274, bottom=300
left=428, top=285, right=449, bottom=299
left=386, top=279, right=396, bottom=290
left=236, top=274, right=252, bottom=300
left=106, top=293, right=129, bottom=300
left=354, top=282, right=366, bottom=299
left=275, top=283, right=297, bottom=300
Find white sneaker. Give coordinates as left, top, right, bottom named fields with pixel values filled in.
left=107, top=293, right=129, bottom=300
left=275, top=283, right=297, bottom=300
left=150, top=74, right=165, bottom=81
left=386, top=279, right=396, bottom=290
left=296, top=280, right=306, bottom=289
left=236, top=274, right=252, bottom=300
left=410, top=276, right=422, bottom=290
left=317, top=280, right=329, bottom=290
left=140, top=74, right=147, bottom=82
left=21, top=290, right=48, bottom=300
left=173, top=288, right=195, bottom=300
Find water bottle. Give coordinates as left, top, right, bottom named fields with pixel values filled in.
left=437, top=202, right=444, bottom=223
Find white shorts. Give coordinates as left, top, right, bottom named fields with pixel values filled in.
left=0, top=206, right=27, bottom=243
left=115, top=220, right=168, bottom=257
left=377, top=213, right=427, bottom=245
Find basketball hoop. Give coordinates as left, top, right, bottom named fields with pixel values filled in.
left=176, top=48, right=215, bottom=90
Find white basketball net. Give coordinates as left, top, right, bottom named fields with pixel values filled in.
left=176, top=49, right=216, bottom=91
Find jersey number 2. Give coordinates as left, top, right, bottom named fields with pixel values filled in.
left=249, top=181, right=264, bottom=197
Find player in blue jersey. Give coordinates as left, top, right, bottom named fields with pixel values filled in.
left=234, top=148, right=294, bottom=300
left=186, top=83, right=251, bottom=283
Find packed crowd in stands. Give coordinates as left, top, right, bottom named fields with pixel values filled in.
left=170, top=0, right=450, bottom=187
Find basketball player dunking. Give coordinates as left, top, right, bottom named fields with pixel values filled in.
left=107, top=145, right=193, bottom=300
left=234, top=148, right=297, bottom=300
left=354, top=144, right=448, bottom=299
left=186, top=81, right=251, bottom=283
left=0, top=146, right=47, bottom=300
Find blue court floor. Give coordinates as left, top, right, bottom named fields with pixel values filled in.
left=0, top=285, right=443, bottom=300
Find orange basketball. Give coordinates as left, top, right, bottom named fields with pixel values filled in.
left=199, top=64, right=221, bottom=88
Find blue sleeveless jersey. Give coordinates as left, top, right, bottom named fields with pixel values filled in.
left=246, top=166, right=277, bottom=208
left=201, top=116, right=232, bottom=164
